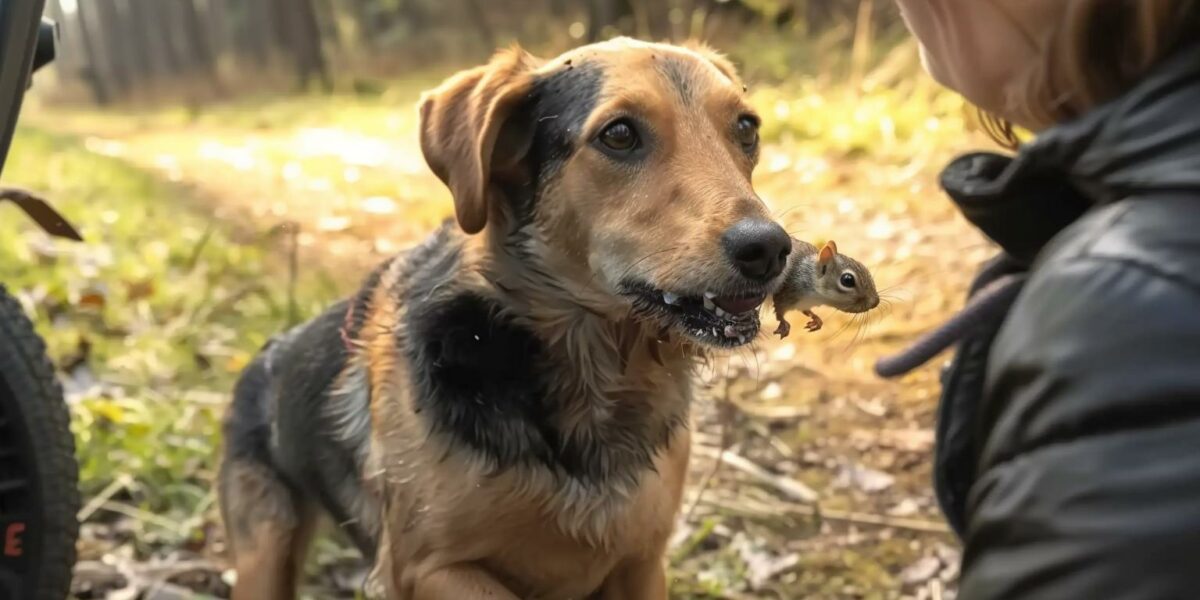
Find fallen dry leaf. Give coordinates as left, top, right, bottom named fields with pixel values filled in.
left=901, top=555, right=942, bottom=586
left=835, top=462, right=896, bottom=493
left=732, top=533, right=801, bottom=590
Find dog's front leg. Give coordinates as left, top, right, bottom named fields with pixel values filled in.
left=593, top=556, right=669, bottom=600
left=412, top=564, right=521, bottom=600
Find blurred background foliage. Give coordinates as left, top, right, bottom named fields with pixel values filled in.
left=2, top=0, right=994, bottom=597
left=45, top=0, right=911, bottom=102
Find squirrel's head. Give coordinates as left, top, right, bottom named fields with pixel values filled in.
left=812, top=241, right=879, bottom=314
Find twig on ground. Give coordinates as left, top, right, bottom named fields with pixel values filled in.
left=192, top=281, right=269, bottom=324
left=684, top=378, right=736, bottom=521
left=137, top=559, right=226, bottom=580
left=183, top=220, right=216, bottom=273
left=72, top=560, right=128, bottom=589
left=189, top=490, right=217, bottom=522
left=72, top=558, right=226, bottom=597
left=692, top=446, right=820, bottom=504
left=767, top=435, right=797, bottom=460
left=99, top=501, right=190, bottom=536
left=818, top=506, right=950, bottom=534
left=701, top=495, right=950, bottom=534
left=930, top=579, right=944, bottom=600
left=78, top=474, right=133, bottom=522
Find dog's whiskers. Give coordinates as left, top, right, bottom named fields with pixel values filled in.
left=771, top=203, right=810, bottom=224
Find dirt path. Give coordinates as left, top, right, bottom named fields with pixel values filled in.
left=33, top=95, right=994, bottom=598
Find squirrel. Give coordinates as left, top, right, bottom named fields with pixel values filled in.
left=772, top=239, right=879, bottom=338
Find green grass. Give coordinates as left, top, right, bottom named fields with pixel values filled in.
left=751, top=77, right=967, bottom=159
left=1, top=127, right=342, bottom=543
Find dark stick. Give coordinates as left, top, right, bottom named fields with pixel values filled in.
left=874, top=274, right=1026, bottom=379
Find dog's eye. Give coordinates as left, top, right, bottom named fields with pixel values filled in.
left=736, top=116, right=759, bottom=151
left=839, top=272, right=857, bottom=290
left=598, top=120, right=639, bottom=152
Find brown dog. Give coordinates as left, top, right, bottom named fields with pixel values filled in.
left=218, top=37, right=792, bottom=599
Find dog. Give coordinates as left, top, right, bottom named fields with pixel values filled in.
left=218, top=37, right=793, bottom=600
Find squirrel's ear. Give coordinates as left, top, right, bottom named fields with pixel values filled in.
left=818, top=241, right=837, bottom=266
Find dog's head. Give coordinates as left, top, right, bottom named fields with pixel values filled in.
left=419, top=38, right=790, bottom=348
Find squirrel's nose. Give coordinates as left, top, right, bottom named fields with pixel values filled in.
left=722, top=218, right=792, bottom=282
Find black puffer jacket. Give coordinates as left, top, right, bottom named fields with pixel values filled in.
left=929, top=40, right=1200, bottom=598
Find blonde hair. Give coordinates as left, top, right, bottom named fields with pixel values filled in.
left=987, top=0, right=1199, bottom=148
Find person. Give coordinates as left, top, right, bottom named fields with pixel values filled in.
left=886, top=1, right=1200, bottom=598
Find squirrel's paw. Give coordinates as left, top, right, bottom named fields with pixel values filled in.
left=774, top=320, right=791, bottom=339
left=803, top=310, right=824, bottom=333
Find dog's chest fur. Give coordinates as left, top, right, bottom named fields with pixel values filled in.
left=336, top=225, right=692, bottom=589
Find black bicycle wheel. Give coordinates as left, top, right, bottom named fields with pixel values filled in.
left=0, top=284, right=79, bottom=599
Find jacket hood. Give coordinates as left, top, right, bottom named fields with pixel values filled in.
left=939, top=39, right=1200, bottom=265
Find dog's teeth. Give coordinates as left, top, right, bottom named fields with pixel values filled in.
left=714, top=306, right=728, bottom=318
left=704, top=291, right=717, bottom=299
left=662, top=292, right=679, bottom=305
left=738, top=334, right=747, bottom=344
left=724, top=325, right=739, bottom=338
left=703, top=296, right=716, bottom=310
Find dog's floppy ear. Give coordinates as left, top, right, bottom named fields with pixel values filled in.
left=418, top=47, right=540, bottom=234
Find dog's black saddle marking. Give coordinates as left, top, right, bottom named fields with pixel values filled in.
left=405, top=292, right=570, bottom=475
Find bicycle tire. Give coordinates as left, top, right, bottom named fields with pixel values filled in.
left=0, top=284, right=79, bottom=600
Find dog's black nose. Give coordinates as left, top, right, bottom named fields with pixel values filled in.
left=722, top=218, right=792, bottom=281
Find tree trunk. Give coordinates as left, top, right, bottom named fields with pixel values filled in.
left=239, top=0, right=274, bottom=69
left=313, top=0, right=343, bottom=53
left=270, top=0, right=331, bottom=91
left=178, top=0, right=224, bottom=95
left=155, top=0, right=187, bottom=77
left=59, top=0, right=108, bottom=103
left=112, top=0, right=152, bottom=96
left=91, top=0, right=132, bottom=99
left=396, top=0, right=426, bottom=32
left=74, top=0, right=114, bottom=103
left=464, top=0, right=498, bottom=52
left=349, top=0, right=377, bottom=50
left=201, top=0, right=231, bottom=61
left=587, top=0, right=620, bottom=42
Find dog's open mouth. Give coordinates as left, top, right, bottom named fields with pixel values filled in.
left=624, top=282, right=765, bottom=347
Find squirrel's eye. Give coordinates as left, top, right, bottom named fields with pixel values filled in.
left=598, top=120, right=639, bottom=152
left=839, top=272, right=857, bottom=289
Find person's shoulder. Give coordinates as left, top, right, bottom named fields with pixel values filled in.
left=1010, top=193, right=1200, bottom=341
left=979, top=194, right=1200, bottom=466
left=1037, top=194, right=1200, bottom=294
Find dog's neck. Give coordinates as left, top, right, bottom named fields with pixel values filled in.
left=458, top=222, right=696, bottom=541
left=477, top=220, right=697, bottom=381
left=475, top=221, right=692, bottom=421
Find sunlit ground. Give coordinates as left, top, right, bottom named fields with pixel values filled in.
left=3, top=47, right=997, bottom=598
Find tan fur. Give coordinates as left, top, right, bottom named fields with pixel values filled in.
left=226, top=38, right=775, bottom=600
left=220, top=461, right=316, bottom=600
